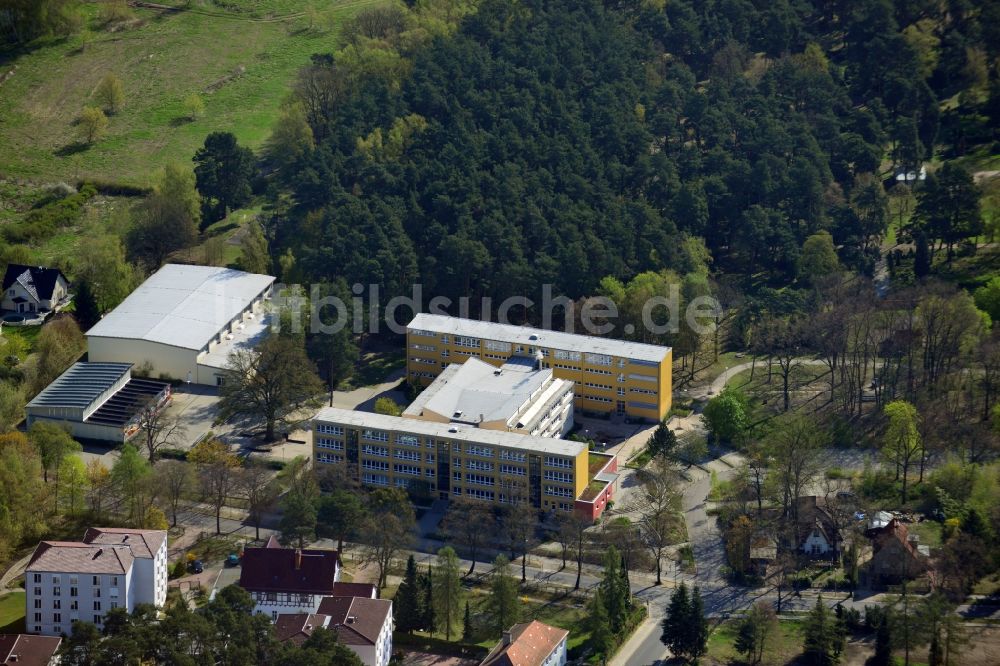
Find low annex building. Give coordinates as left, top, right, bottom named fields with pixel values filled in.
left=480, top=620, right=569, bottom=666
left=0, top=634, right=61, bottom=666
left=239, top=536, right=341, bottom=619
left=85, top=264, right=274, bottom=386
left=402, top=356, right=574, bottom=438
left=312, top=406, right=618, bottom=518
left=25, top=362, right=170, bottom=443
left=406, top=313, right=672, bottom=422
left=25, top=528, right=168, bottom=636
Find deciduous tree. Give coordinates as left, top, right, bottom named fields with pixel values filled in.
left=432, top=546, right=463, bottom=641
left=188, top=438, right=240, bottom=534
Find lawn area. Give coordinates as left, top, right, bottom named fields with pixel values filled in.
left=0, top=0, right=378, bottom=186
left=907, top=520, right=942, bottom=548
left=0, top=591, right=26, bottom=634
left=348, top=349, right=407, bottom=389
left=0, top=323, right=43, bottom=354
left=706, top=617, right=805, bottom=665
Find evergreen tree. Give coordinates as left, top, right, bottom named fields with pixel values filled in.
left=72, top=279, right=101, bottom=331
left=420, top=565, right=435, bottom=632
left=485, top=555, right=521, bottom=635
left=661, top=582, right=691, bottom=659
left=586, top=589, right=614, bottom=658
left=686, top=586, right=709, bottom=663
left=647, top=419, right=679, bottom=462
left=872, top=610, right=892, bottom=666
left=462, top=601, right=473, bottom=642
left=193, top=131, right=256, bottom=226
left=600, top=546, right=630, bottom=634
left=803, top=596, right=844, bottom=666
left=394, top=555, right=422, bottom=634
left=914, top=231, right=931, bottom=277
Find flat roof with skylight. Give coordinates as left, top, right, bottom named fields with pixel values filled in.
left=407, top=312, right=670, bottom=363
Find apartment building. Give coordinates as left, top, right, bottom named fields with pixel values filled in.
left=406, top=314, right=671, bottom=422
left=24, top=528, right=167, bottom=636
left=402, top=356, right=574, bottom=438
left=313, top=407, right=618, bottom=517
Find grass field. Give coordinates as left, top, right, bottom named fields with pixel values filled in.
left=0, top=591, right=26, bottom=634
left=706, top=617, right=805, bottom=665
left=0, top=0, right=377, bottom=186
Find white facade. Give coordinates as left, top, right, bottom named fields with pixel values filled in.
left=26, top=552, right=135, bottom=636
left=352, top=611, right=393, bottom=666
left=86, top=265, right=274, bottom=385
left=25, top=529, right=168, bottom=636
left=802, top=528, right=833, bottom=555
left=250, top=584, right=340, bottom=621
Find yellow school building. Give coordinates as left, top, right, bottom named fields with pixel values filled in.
left=405, top=313, right=672, bottom=422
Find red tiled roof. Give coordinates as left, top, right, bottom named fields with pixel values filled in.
left=316, top=596, right=392, bottom=646
left=0, top=634, right=62, bottom=666
left=480, top=621, right=568, bottom=666
left=274, top=613, right=330, bottom=645
left=331, top=582, right=378, bottom=599
left=239, top=545, right=340, bottom=594
left=26, top=542, right=133, bottom=575
left=82, top=528, right=166, bottom=560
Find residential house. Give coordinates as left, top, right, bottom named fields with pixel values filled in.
left=868, top=519, right=930, bottom=585
left=480, top=620, right=569, bottom=666
left=1, top=265, right=68, bottom=314
left=316, top=596, right=393, bottom=666
left=275, top=595, right=394, bottom=666
left=0, top=634, right=61, bottom=666
left=239, top=535, right=341, bottom=619
left=793, top=496, right=841, bottom=558
left=24, top=528, right=168, bottom=636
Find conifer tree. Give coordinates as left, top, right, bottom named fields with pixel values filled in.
left=687, top=586, right=709, bottom=663
left=587, top=589, right=614, bottom=658
left=804, top=596, right=844, bottom=666
left=661, top=582, right=691, bottom=658
left=600, top=546, right=630, bottom=634
left=486, top=555, right=521, bottom=634
left=394, top=555, right=422, bottom=634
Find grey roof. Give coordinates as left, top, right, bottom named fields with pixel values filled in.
left=315, top=407, right=586, bottom=457
left=408, top=313, right=670, bottom=363
left=85, top=264, right=274, bottom=351
left=26, top=362, right=131, bottom=410
left=403, top=357, right=553, bottom=425
left=2, top=264, right=67, bottom=302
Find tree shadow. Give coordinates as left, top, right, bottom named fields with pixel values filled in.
left=170, top=115, right=194, bottom=127
left=54, top=141, right=90, bottom=156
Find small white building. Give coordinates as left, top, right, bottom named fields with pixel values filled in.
left=24, top=528, right=167, bottom=636
left=85, top=264, right=274, bottom=385
left=239, top=536, right=341, bottom=620
left=1, top=265, right=69, bottom=314
left=480, top=620, right=569, bottom=666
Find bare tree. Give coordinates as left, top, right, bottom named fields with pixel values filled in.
left=239, top=461, right=280, bottom=541
left=188, top=439, right=240, bottom=534
left=360, top=513, right=412, bottom=592
left=441, top=499, right=495, bottom=577
left=501, top=499, right=539, bottom=583
left=133, top=396, right=186, bottom=463
left=633, top=462, right=682, bottom=585
left=155, top=460, right=194, bottom=528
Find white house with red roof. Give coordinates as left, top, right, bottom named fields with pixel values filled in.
left=481, top=620, right=569, bottom=666
left=24, top=528, right=167, bottom=636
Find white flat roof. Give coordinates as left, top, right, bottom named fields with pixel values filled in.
left=315, top=407, right=586, bottom=457
left=403, top=357, right=553, bottom=425
left=408, top=313, right=669, bottom=363
left=86, top=264, right=274, bottom=351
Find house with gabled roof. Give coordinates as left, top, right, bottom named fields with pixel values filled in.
left=239, top=535, right=341, bottom=619
left=868, top=518, right=930, bottom=585
left=481, top=620, right=569, bottom=666
left=276, top=595, right=393, bottom=666
left=0, top=634, right=61, bottom=665
left=1, top=264, right=69, bottom=314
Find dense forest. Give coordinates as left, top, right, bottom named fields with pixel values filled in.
left=265, top=0, right=1000, bottom=307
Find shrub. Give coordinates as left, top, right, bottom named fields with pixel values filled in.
left=78, top=105, right=109, bottom=143
left=3, top=183, right=97, bottom=244
left=95, top=74, right=125, bottom=114
left=183, top=94, right=205, bottom=120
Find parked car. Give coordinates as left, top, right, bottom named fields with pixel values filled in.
left=225, top=554, right=240, bottom=567
left=190, top=560, right=204, bottom=574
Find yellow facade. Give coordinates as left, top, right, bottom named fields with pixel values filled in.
left=313, top=408, right=588, bottom=512
left=406, top=325, right=672, bottom=421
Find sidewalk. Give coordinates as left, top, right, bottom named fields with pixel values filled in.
left=609, top=614, right=666, bottom=666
